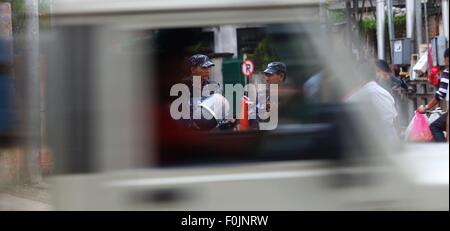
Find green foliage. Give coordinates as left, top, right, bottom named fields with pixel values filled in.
left=361, top=18, right=376, bottom=33
left=11, top=0, right=26, bottom=34
left=247, top=37, right=278, bottom=73
left=361, top=15, right=406, bottom=37
left=394, top=15, right=406, bottom=38
left=394, top=15, right=406, bottom=25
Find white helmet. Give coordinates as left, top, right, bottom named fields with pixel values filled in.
left=193, top=93, right=231, bottom=130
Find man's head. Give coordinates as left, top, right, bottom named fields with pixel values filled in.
left=357, top=60, right=377, bottom=84
left=374, top=59, right=391, bottom=80
left=189, top=54, right=214, bottom=81
left=444, top=48, right=449, bottom=67
left=264, top=62, right=287, bottom=85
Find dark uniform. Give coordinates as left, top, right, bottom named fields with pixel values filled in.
left=248, top=62, right=287, bottom=129
left=177, top=54, right=233, bottom=130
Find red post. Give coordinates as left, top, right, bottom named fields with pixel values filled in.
left=239, top=97, right=250, bottom=130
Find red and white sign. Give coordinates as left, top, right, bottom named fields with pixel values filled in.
left=241, top=59, right=254, bottom=77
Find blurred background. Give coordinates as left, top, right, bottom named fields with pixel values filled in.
left=0, top=0, right=448, bottom=210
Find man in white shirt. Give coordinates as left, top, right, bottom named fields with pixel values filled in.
left=345, top=61, right=399, bottom=142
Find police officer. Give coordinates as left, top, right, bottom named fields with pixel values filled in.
left=181, top=54, right=219, bottom=94
left=264, top=62, right=287, bottom=85
left=247, top=62, right=288, bottom=130
left=179, top=54, right=234, bottom=130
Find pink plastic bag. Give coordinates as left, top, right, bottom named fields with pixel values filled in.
left=407, top=112, right=434, bottom=142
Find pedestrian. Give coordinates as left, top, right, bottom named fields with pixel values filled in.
left=374, top=59, right=405, bottom=93
left=345, top=60, right=399, bottom=143
left=417, top=48, right=449, bottom=142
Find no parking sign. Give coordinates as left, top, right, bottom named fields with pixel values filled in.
left=241, top=59, right=254, bottom=77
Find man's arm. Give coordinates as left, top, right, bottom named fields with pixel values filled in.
left=417, top=98, right=440, bottom=113
left=417, top=70, right=448, bottom=113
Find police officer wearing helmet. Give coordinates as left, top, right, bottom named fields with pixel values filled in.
left=180, top=54, right=234, bottom=130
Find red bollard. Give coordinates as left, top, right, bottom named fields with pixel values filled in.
left=239, top=97, right=250, bottom=130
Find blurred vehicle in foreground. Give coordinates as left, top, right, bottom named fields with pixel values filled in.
left=43, top=0, right=448, bottom=210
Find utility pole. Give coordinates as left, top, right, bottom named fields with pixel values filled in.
left=24, top=0, right=41, bottom=183
left=376, top=0, right=386, bottom=60
left=415, top=0, right=423, bottom=51
left=406, top=0, right=415, bottom=39
left=442, top=0, right=449, bottom=45
left=422, top=0, right=429, bottom=46
left=386, top=0, right=395, bottom=61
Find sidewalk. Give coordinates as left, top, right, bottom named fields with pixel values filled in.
left=1, top=147, right=53, bottom=210
left=0, top=182, right=52, bottom=211
left=0, top=193, right=51, bottom=211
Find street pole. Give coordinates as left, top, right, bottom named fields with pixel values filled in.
left=24, top=0, right=41, bottom=183
left=423, top=0, right=429, bottom=47
left=376, top=0, right=386, bottom=60
left=406, top=0, right=415, bottom=39
left=415, top=0, right=423, bottom=52
left=387, top=0, right=395, bottom=61
left=442, top=0, right=449, bottom=45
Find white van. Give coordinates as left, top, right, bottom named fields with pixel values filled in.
left=44, top=0, right=448, bottom=210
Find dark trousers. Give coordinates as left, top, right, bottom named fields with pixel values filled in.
left=430, top=112, right=448, bottom=142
